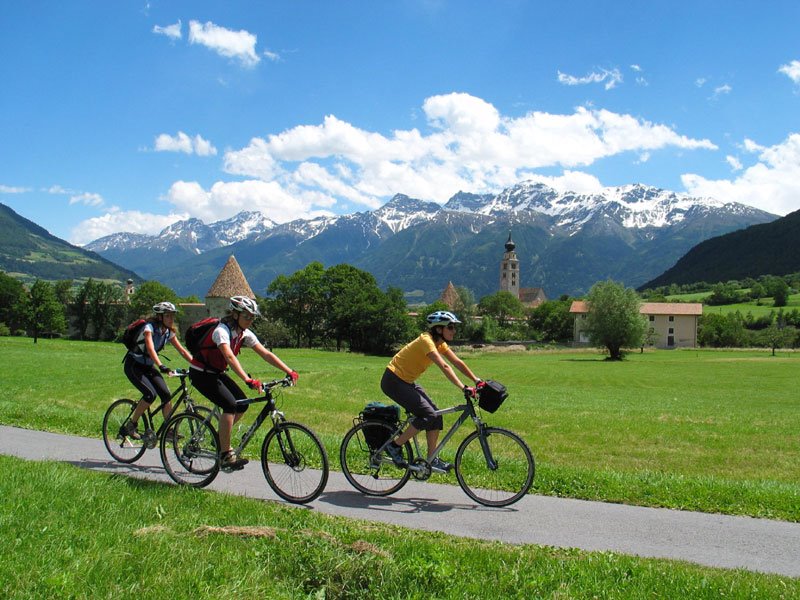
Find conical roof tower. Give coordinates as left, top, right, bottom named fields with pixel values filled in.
left=205, top=255, right=256, bottom=317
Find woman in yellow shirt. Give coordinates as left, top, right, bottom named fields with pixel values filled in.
left=380, top=311, right=481, bottom=473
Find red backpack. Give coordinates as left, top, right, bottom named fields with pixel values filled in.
left=121, top=319, right=148, bottom=352
left=185, top=317, right=241, bottom=372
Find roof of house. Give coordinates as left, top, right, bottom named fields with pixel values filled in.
left=206, top=255, right=256, bottom=299
left=569, top=300, right=703, bottom=316
left=440, top=281, right=459, bottom=309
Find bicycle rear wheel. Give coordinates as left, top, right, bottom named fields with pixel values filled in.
left=102, top=399, right=146, bottom=463
left=454, top=427, right=535, bottom=507
left=160, top=413, right=220, bottom=487
left=260, top=422, right=329, bottom=504
left=339, top=420, right=411, bottom=496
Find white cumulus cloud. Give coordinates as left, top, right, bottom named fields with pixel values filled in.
left=154, top=132, right=217, bottom=156
left=682, top=133, right=800, bottom=216
left=70, top=208, right=189, bottom=246
left=153, top=20, right=182, bottom=40
left=188, top=20, right=260, bottom=67
left=779, top=59, right=800, bottom=84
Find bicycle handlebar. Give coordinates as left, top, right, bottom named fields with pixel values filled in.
left=259, top=375, right=293, bottom=392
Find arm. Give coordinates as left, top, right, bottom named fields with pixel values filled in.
left=428, top=350, right=468, bottom=391
left=143, top=330, right=168, bottom=371
left=442, top=347, right=481, bottom=384
left=253, top=342, right=295, bottom=378
left=219, top=342, right=250, bottom=382
left=169, top=335, right=193, bottom=363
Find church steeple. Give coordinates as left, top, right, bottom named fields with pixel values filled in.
left=499, top=231, right=520, bottom=298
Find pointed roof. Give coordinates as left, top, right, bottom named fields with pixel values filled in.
left=440, top=281, right=459, bottom=309
left=206, top=255, right=256, bottom=299
left=505, top=230, right=516, bottom=252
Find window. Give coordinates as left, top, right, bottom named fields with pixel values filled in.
left=669, top=316, right=674, bottom=322
left=669, top=328, right=674, bottom=334
left=649, top=315, right=655, bottom=322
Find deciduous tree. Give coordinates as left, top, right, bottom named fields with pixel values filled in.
left=584, top=280, right=646, bottom=360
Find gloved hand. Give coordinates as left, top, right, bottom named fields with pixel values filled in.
left=463, top=385, right=477, bottom=399
left=476, top=380, right=486, bottom=390
left=245, top=378, right=262, bottom=391
left=159, top=364, right=171, bottom=374
left=289, top=370, right=299, bottom=385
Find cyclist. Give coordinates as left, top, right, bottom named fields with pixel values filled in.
left=121, top=302, right=193, bottom=439
left=188, top=296, right=298, bottom=471
left=380, top=310, right=482, bottom=473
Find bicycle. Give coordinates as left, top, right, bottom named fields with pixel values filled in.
left=339, top=388, right=535, bottom=507
left=102, top=368, right=214, bottom=464
left=160, top=376, right=329, bottom=504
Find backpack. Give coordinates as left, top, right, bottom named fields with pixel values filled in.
left=359, top=402, right=401, bottom=452
left=121, top=319, right=148, bottom=352
left=477, top=380, right=509, bottom=413
left=184, top=317, right=232, bottom=372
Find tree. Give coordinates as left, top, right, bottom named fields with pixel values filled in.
left=129, top=280, right=179, bottom=320
left=759, top=323, right=797, bottom=356
left=23, top=279, right=67, bottom=343
left=477, top=291, right=525, bottom=327
left=71, top=278, right=97, bottom=340
left=584, top=280, right=647, bottom=360
left=0, top=271, right=26, bottom=333
left=266, top=262, right=327, bottom=347
left=528, top=297, right=574, bottom=342
left=87, top=280, right=124, bottom=340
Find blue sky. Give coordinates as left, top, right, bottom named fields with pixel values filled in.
left=1, top=1, right=799, bottom=245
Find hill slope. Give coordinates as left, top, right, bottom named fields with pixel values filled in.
left=0, top=203, right=139, bottom=284
left=640, top=209, right=800, bottom=288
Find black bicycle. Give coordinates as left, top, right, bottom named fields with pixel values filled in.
left=160, top=376, right=329, bottom=504
left=102, top=368, right=214, bottom=463
left=340, top=388, right=535, bottom=507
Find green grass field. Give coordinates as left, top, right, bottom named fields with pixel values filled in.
left=1, top=337, right=798, bottom=521
left=666, top=291, right=800, bottom=318
left=2, top=455, right=797, bottom=599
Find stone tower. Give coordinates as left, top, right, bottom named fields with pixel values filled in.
left=204, top=255, right=256, bottom=318
left=499, top=231, right=520, bottom=298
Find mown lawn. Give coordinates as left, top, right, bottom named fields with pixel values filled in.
left=1, top=337, right=799, bottom=520
left=1, top=455, right=797, bottom=599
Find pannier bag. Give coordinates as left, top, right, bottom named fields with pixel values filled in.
left=359, top=402, right=401, bottom=451
left=478, top=380, right=509, bottom=413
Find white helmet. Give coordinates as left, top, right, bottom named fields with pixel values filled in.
left=152, top=301, right=177, bottom=314
left=229, top=295, right=261, bottom=318
left=426, top=310, right=461, bottom=329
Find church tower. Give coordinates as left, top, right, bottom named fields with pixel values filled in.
left=499, top=231, right=520, bottom=298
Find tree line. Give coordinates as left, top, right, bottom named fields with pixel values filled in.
left=2, top=264, right=798, bottom=355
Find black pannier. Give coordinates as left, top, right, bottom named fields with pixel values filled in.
left=478, top=380, right=509, bottom=413
left=359, top=402, right=401, bottom=451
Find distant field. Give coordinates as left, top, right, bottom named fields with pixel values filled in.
left=1, top=337, right=798, bottom=520
left=666, top=291, right=800, bottom=318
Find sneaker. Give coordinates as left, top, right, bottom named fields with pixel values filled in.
left=163, top=428, right=184, bottom=443
left=221, top=450, right=248, bottom=471
left=119, top=420, right=141, bottom=440
left=385, top=442, right=407, bottom=467
left=429, top=457, right=452, bottom=474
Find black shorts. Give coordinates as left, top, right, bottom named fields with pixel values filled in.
left=380, top=368, right=443, bottom=431
left=124, top=354, right=171, bottom=405
left=189, top=369, right=248, bottom=415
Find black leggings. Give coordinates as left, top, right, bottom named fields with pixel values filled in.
left=123, top=355, right=171, bottom=405
left=380, top=368, right=443, bottom=431
left=189, top=369, right=248, bottom=415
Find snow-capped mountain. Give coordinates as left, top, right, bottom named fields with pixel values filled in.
left=87, top=182, right=777, bottom=299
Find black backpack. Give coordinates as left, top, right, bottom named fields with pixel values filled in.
left=121, top=319, right=147, bottom=352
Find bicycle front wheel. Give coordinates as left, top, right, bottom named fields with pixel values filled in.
left=102, top=399, right=146, bottom=463
left=455, top=427, right=535, bottom=507
left=339, top=420, right=411, bottom=496
left=160, top=413, right=220, bottom=488
left=261, top=422, right=329, bottom=504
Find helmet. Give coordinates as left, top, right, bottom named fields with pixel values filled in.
left=426, top=310, right=461, bottom=329
left=152, top=301, right=177, bottom=314
left=229, top=295, right=261, bottom=318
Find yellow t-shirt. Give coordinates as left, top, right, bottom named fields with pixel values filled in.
left=387, top=333, right=449, bottom=383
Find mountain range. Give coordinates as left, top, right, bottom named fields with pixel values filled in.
left=0, top=203, right=138, bottom=285
left=641, top=208, right=800, bottom=289
left=85, top=182, right=776, bottom=301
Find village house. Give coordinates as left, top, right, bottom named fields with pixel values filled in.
left=569, top=300, right=703, bottom=349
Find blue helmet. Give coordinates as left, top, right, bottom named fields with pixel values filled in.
left=426, top=310, right=461, bottom=329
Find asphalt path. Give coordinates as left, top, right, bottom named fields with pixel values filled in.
left=2, top=425, right=799, bottom=578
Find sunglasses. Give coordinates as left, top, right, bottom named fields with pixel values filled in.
left=445, top=324, right=456, bottom=331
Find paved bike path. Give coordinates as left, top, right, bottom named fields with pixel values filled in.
left=2, top=425, right=799, bottom=578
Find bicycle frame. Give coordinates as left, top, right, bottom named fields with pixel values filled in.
left=139, top=372, right=194, bottom=437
